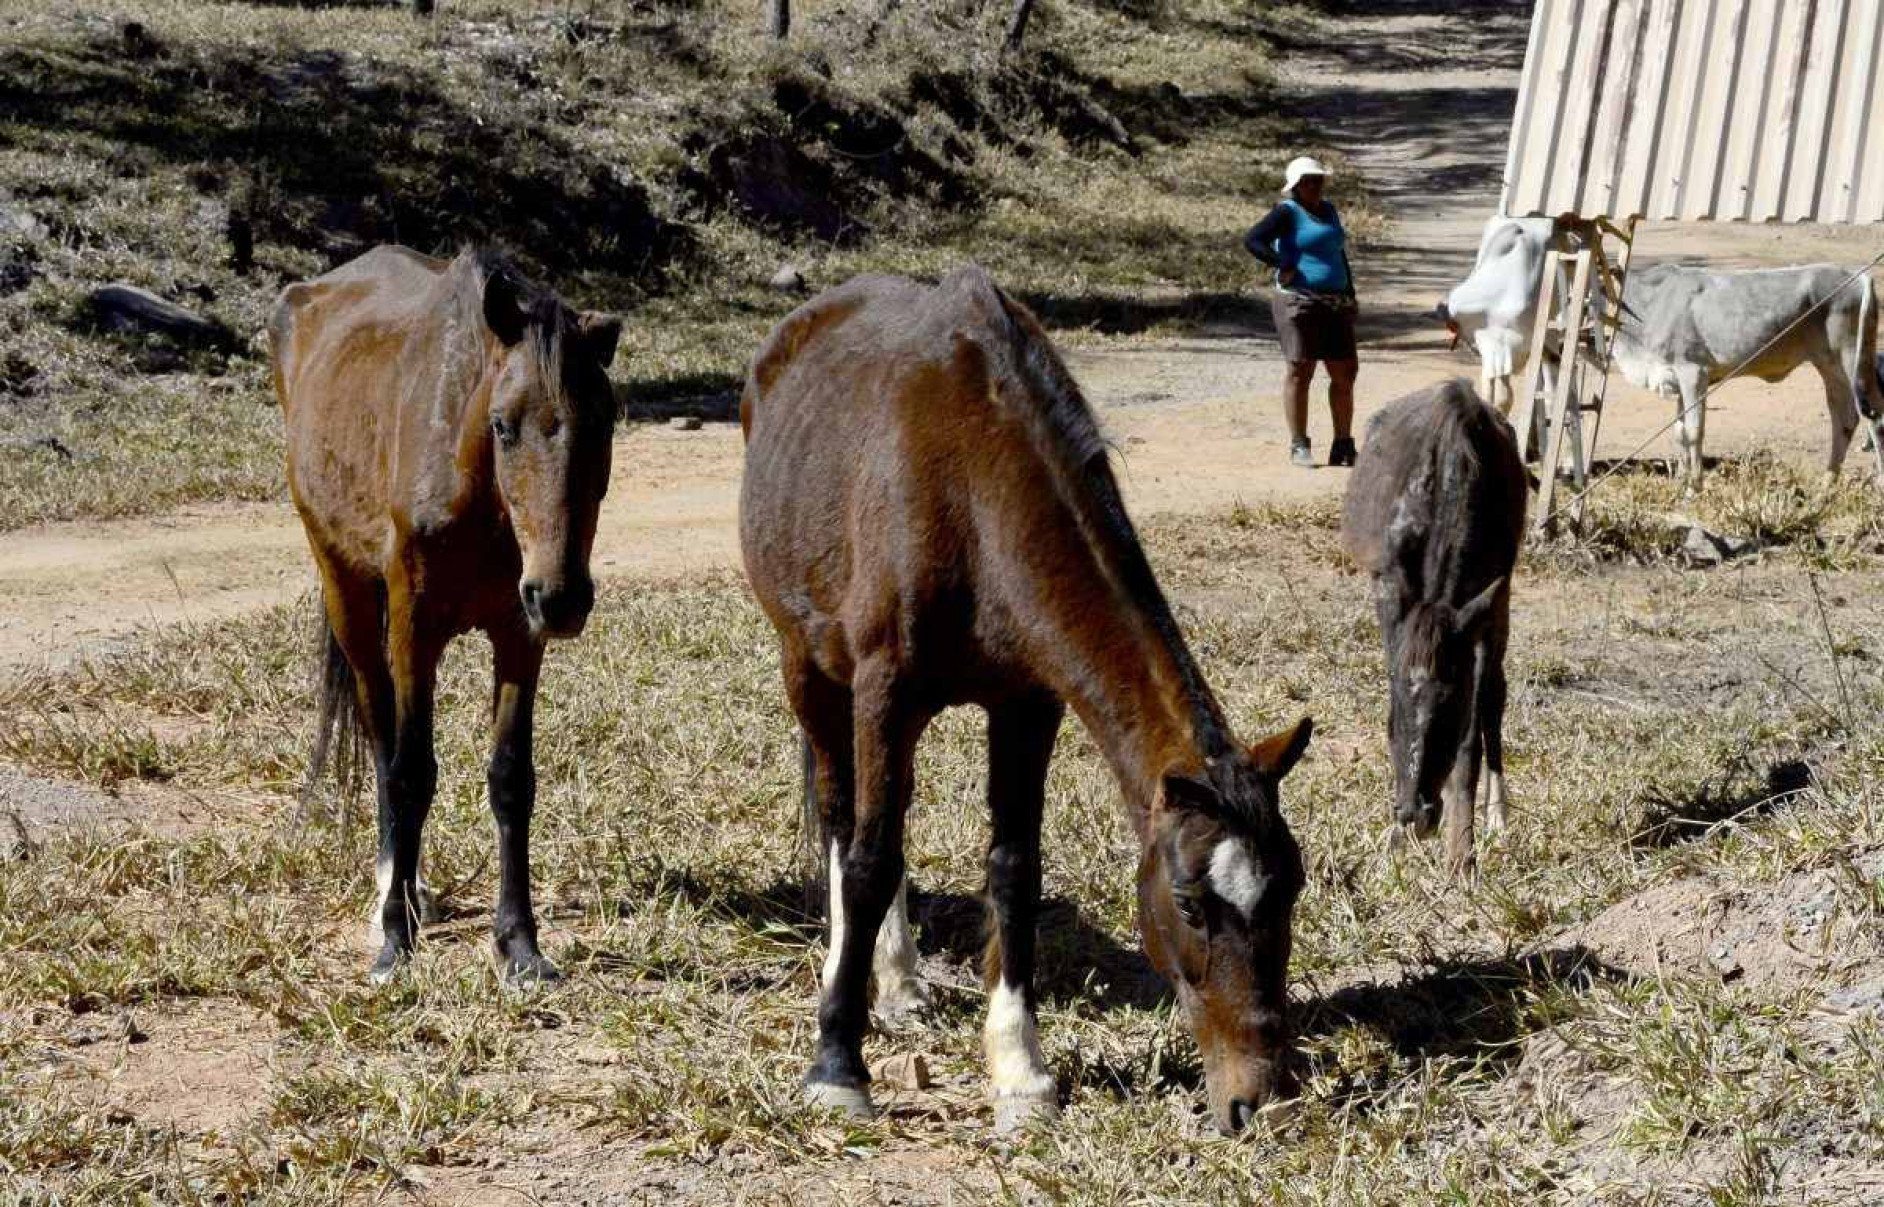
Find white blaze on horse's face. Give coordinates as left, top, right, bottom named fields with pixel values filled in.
left=1208, top=839, right=1267, bottom=918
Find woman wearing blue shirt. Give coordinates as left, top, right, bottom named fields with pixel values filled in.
left=1244, top=156, right=1359, bottom=468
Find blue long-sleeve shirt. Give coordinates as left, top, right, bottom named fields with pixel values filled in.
left=1244, top=199, right=1353, bottom=295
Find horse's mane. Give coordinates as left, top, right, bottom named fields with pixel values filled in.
left=460, top=247, right=610, bottom=421
left=964, top=269, right=1237, bottom=767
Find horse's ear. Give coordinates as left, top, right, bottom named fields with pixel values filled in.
left=1157, top=771, right=1219, bottom=817
left=575, top=311, right=622, bottom=369
left=482, top=271, right=527, bottom=347
left=1248, top=717, right=1313, bottom=780
left=1454, top=577, right=1505, bottom=637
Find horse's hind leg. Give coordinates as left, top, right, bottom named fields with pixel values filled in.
left=982, top=695, right=1063, bottom=1133
left=1442, top=647, right=1485, bottom=880
left=1479, top=622, right=1512, bottom=838
left=487, top=622, right=556, bottom=983
left=371, top=581, right=446, bottom=984
left=805, top=655, right=923, bottom=1117
left=307, top=554, right=432, bottom=949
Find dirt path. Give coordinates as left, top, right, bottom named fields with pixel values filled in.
left=2, top=0, right=1881, bottom=680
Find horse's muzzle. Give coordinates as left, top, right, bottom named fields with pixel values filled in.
left=521, top=576, right=594, bottom=639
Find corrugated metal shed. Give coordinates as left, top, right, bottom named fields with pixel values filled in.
left=1502, top=0, right=1884, bottom=222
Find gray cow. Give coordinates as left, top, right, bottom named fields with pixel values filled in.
left=1608, top=263, right=1882, bottom=485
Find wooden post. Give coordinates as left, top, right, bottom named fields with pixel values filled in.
left=1511, top=248, right=1562, bottom=463
left=1533, top=248, right=1594, bottom=534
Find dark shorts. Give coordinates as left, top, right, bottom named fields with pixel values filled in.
left=1272, top=290, right=1357, bottom=363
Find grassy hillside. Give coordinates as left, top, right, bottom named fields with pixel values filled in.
left=0, top=0, right=1354, bottom=530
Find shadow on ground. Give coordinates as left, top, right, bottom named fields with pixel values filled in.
left=1304, top=946, right=1631, bottom=1063
left=1632, top=756, right=1814, bottom=849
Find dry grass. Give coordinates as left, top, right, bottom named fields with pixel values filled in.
left=3, top=500, right=1883, bottom=1203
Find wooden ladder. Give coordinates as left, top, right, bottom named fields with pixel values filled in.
left=1509, top=215, right=1638, bottom=534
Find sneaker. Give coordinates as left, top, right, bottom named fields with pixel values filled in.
left=1289, top=437, right=1315, bottom=468
left=1328, top=437, right=1357, bottom=467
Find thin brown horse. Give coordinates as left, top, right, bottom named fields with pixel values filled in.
left=1341, top=380, right=1523, bottom=875
left=739, top=267, right=1313, bottom=1135
left=270, top=245, right=620, bottom=983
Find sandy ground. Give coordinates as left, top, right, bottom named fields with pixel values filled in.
left=0, top=0, right=1880, bottom=683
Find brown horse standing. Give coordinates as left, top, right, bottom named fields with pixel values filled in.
left=739, top=267, right=1312, bottom=1135
left=1341, top=379, right=1524, bottom=875
left=270, top=245, right=620, bottom=982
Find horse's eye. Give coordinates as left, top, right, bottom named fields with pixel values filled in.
left=490, top=414, right=519, bottom=447
left=1174, top=887, right=1206, bottom=929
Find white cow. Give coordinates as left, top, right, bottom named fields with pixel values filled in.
left=1437, top=216, right=1555, bottom=415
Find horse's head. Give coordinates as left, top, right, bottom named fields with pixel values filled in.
left=1137, top=718, right=1312, bottom=1134
left=480, top=265, right=621, bottom=640
left=1384, top=578, right=1503, bottom=834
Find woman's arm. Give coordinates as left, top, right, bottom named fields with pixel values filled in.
left=1242, top=203, right=1292, bottom=270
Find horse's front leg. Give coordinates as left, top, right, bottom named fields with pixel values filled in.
left=982, top=696, right=1063, bottom=1133
left=488, top=624, right=557, bottom=982
left=805, top=657, right=921, bottom=1118
left=372, top=593, right=445, bottom=984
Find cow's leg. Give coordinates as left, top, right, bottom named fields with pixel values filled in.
left=804, top=655, right=922, bottom=1117
left=1810, top=356, right=1860, bottom=477
left=486, top=621, right=555, bottom=982
left=982, top=696, right=1063, bottom=1133
left=1672, top=369, right=1707, bottom=487
left=371, top=575, right=446, bottom=984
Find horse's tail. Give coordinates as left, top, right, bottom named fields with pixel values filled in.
left=797, top=728, right=831, bottom=917
left=303, top=608, right=370, bottom=823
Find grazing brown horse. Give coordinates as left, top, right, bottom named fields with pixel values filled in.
left=739, top=267, right=1312, bottom=1135
left=1341, top=379, right=1524, bottom=875
left=270, top=245, right=620, bottom=982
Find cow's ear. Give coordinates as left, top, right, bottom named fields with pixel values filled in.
left=575, top=311, right=621, bottom=369
left=482, top=271, right=527, bottom=347
left=1454, top=577, right=1505, bottom=637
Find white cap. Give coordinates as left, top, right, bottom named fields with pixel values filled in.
left=1283, top=156, right=1331, bottom=194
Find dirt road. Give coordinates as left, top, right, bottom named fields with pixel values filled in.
left=2, top=0, right=1880, bottom=678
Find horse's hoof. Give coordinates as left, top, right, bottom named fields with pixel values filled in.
left=803, top=1080, right=875, bottom=1119
left=872, top=980, right=935, bottom=1031
left=414, top=879, right=444, bottom=926
left=992, top=1091, right=1059, bottom=1136
left=368, top=947, right=408, bottom=986
left=501, top=951, right=563, bottom=986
